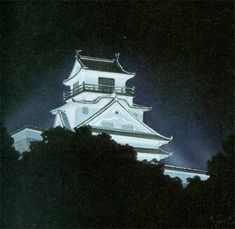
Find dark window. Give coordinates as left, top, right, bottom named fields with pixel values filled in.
left=98, top=77, right=115, bottom=93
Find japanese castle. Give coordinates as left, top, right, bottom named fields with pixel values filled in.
left=11, top=50, right=208, bottom=184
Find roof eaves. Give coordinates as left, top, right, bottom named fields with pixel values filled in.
left=63, top=63, right=84, bottom=83
left=115, top=59, right=136, bottom=75
left=50, top=102, right=72, bottom=114
left=91, top=126, right=171, bottom=141
left=119, top=99, right=152, bottom=110
left=72, top=95, right=113, bottom=105
left=164, top=164, right=208, bottom=175
left=134, top=147, right=173, bottom=156
left=11, top=125, right=44, bottom=135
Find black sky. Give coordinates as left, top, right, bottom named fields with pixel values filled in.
left=1, top=1, right=234, bottom=168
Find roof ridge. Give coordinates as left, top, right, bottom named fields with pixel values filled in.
left=80, top=55, right=114, bottom=63
left=10, top=125, right=44, bottom=135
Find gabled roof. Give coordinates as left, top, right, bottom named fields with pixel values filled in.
left=75, top=96, right=172, bottom=141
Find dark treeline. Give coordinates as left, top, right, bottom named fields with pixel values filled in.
left=0, top=125, right=234, bottom=228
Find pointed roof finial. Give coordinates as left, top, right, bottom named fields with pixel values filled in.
left=75, top=49, right=82, bottom=59
left=115, top=52, right=120, bottom=61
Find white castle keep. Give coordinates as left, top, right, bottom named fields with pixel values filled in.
left=11, top=50, right=209, bottom=184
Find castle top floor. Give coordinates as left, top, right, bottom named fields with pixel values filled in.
left=63, top=50, right=135, bottom=93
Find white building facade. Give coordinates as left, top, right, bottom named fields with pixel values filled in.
left=51, top=51, right=173, bottom=161
left=11, top=50, right=209, bottom=184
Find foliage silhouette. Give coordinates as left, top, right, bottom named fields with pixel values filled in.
left=0, top=126, right=234, bottom=228
left=182, top=135, right=235, bottom=228
left=0, top=124, right=20, bottom=228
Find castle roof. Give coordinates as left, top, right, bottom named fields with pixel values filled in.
left=64, top=50, right=135, bottom=83
left=75, top=95, right=172, bottom=142
left=77, top=51, right=134, bottom=74
left=79, top=56, right=121, bottom=73
left=10, top=125, right=44, bottom=135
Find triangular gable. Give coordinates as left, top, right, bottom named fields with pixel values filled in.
left=53, top=111, right=71, bottom=130
left=76, top=98, right=171, bottom=140
left=53, top=112, right=63, bottom=127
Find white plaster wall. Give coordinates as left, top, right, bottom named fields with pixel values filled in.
left=91, top=106, right=141, bottom=132
left=137, top=152, right=169, bottom=161
left=62, top=96, right=143, bottom=129
left=12, top=129, right=43, bottom=142
left=89, top=101, right=154, bottom=134
left=64, top=107, right=76, bottom=128
left=62, top=98, right=112, bottom=128
left=14, top=138, right=37, bottom=153
left=74, top=105, right=98, bottom=127
left=64, top=69, right=134, bottom=90
left=12, top=129, right=43, bottom=153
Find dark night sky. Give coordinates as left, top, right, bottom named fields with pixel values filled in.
left=1, top=1, right=234, bottom=169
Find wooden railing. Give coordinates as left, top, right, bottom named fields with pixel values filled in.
left=63, top=83, right=135, bottom=100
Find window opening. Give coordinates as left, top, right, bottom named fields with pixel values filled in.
left=82, top=107, right=89, bottom=114
left=98, top=77, right=115, bottom=93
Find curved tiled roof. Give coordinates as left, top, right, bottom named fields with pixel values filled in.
left=78, top=54, right=135, bottom=75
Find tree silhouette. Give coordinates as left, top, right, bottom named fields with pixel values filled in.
left=183, top=135, right=235, bottom=228
left=0, top=124, right=20, bottom=228
left=1, top=125, right=234, bottom=228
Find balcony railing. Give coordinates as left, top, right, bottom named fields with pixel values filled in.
left=63, top=83, right=135, bottom=101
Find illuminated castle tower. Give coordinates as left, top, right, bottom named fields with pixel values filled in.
left=51, top=50, right=173, bottom=161
left=11, top=50, right=209, bottom=183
